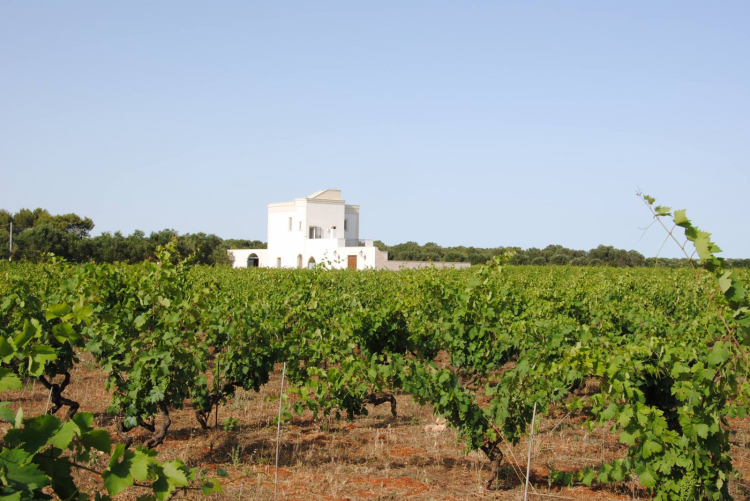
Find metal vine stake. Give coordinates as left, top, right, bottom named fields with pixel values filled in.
left=523, top=402, right=537, bottom=501
left=274, top=362, right=287, bottom=501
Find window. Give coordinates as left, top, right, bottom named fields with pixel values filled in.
left=299, top=221, right=302, bottom=231
left=309, top=226, right=323, bottom=239
left=276, top=257, right=281, bottom=268
left=344, top=219, right=348, bottom=231
left=288, top=217, right=292, bottom=231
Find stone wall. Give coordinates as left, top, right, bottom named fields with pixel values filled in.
left=380, top=260, right=471, bottom=271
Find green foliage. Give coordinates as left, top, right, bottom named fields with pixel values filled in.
left=2, top=195, right=749, bottom=500
left=0, top=261, right=94, bottom=417
left=0, top=286, right=221, bottom=500
left=1, top=206, right=265, bottom=265
left=378, top=241, right=659, bottom=267
left=543, top=193, right=750, bottom=500
left=84, top=241, right=214, bottom=445
left=221, top=417, right=240, bottom=431
left=5, top=206, right=749, bottom=268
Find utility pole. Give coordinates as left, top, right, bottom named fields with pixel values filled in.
left=8, top=222, right=12, bottom=262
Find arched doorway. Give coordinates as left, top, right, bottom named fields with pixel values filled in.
left=297, top=254, right=303, bottom=269
left=307, top=257, right=316, bottom=269
left=247, top=253, right=259, bottom=268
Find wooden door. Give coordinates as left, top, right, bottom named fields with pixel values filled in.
left=347, top=255, right=357, bottom=270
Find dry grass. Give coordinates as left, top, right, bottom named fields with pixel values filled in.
left=5, top=354, right=750, bottom=500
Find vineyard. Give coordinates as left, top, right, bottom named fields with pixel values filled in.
left=2, top=198, right=750, bottom=500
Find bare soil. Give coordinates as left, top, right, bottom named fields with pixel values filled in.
left=5, top=355, right=750, bottom=500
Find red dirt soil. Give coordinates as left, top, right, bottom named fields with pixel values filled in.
left=4, top=355, right=750, bottom=500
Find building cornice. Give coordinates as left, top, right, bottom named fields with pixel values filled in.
left=303, top=198, right=345, bottom=205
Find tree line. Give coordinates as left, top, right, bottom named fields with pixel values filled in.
left=2, top=207, right=747, bottom=267
left=374, top=241, right=750, bottom=268
left=0, top=208, right=264, bottom=265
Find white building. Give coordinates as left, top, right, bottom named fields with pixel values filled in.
left=228, top=189, right=470, bottom=271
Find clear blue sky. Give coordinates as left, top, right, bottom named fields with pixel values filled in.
left=1, top=2, right=748, bottom=258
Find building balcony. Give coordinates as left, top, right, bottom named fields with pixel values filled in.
left=344, top=239, right=375, bottom=248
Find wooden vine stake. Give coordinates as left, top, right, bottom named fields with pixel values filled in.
left=274, top=362, right=287, bottom=501
left=44, top=385, right=53, bottom=414
left=523, top=402, right=537, bottom=501
left=215, top=354, right=220, bottom=429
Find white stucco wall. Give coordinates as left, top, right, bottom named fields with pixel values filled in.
left=228, top=244, right=464, bottom=271
left=228, top=249, right=269, bottom=268
left=268, top=203, right=307, bottom=268
left=265, top=198, right=354, bottom=268
left=344, top=205, right=360, bottom=241
left=229, top=189, right=465, bottom=272
left=345, top=246, right=382, bottom=270
left=306, top=201, right=346, bottom=239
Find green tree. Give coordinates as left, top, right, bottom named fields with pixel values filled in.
left=550, top=253, right=570, bottom=265
left=12, top=208, right=50, bottom=233
left=0, top=210, right=11, bottom=232
left=14, top=224, right=77, bottom=262
left=42, top=213, right=94, bottom=238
